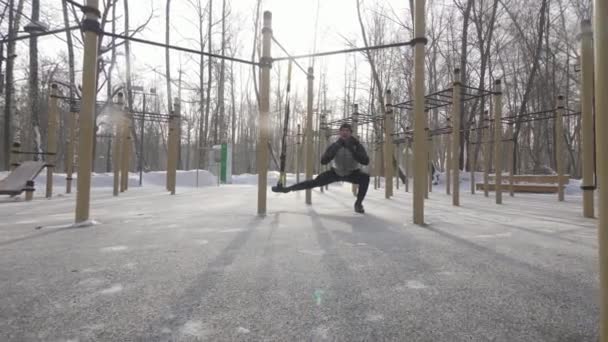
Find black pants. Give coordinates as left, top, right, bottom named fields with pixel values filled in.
left=288, top=169, right=370, bottom=203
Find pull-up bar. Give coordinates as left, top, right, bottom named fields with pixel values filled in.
left=272, top=40, right=418, bottom=62
left=101, top=31, right=257, bottom=66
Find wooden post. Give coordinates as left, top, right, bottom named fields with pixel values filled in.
left=452, top=69, right=462, bottom=206
left=493, top=79, right=503, bottom=204
left=413, top=0, right=427, bottom=224
left=112, top=94, right=122, bottom=197
left=556, top=95, right=565, bottom=202
left=120, top=95, right=130, bottom=193
left=46, top=83, right=59, bottom=198
left=483, top=111, right=490, bottom=197
left=352, top=104, right=359, bottom=196
left=594, top=2, right=608, bottom=339
left=384, top=90, right=394, bottom=198
left=404, top=140, right=410, bottom=193
left=305, top=67, right=314, bottom=205
left=427, top=131, right=433, bottom=195
left=395, top=143, right=400, bottom=190
left=10, top=141, right=21, bottom=170
left=257, top=11, right=272, bottom=215
left=296, top=123, right=301, bottom=183
left=507, top=122, right=515, bottom=197
left=66, top=108, right=77, bottom=194
left=581, top=19, right=595, bottom=218
left=168, top=98, right=180, bottom=195
left=469, top=122, right=476, bottom=195
left=446, top=118, right=451, bottom=195
left=75, top=0, right=101, bottom=223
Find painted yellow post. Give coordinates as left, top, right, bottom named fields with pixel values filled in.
left=452, top=69, right=462, bottom=206
left=581, top=19, right=595, bottom=218
left=46, top=83, right=59, bottom=198
left=446, top=118, right=451, bottom=195
left=256, top=11, right=272, bottom=215
left=556, top=95, right=565, bottom=202
left=305, top=67, right=314, bottom=205
left=413, top=0, right=427, bottom=224
left=352, top=104, right=359, bottom=196
left=384, top=90, right=394, bottom=199
left=594, top=2, right=608, bottom=340
left=493, top=80, right=503, bottom=204
left=506, top=122, right=515, bottom=197
left=120, top=95, right=130, bottom=193
left=112, top=94, right=122, bottom=197
left=75, top=0, right=101, bottom=223
left=483, top=111, right=490, bottom=197
left=66, top=109, right=77, bottom=194
left=296, top=123, right=301, bottom=184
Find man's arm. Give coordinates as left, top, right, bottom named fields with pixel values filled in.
left=321, top=141, right=342, bottom=165
left=345, top=138, right=370, bottom=165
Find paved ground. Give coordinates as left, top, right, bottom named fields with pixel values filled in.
left=0, top=184, right=599, bottom=341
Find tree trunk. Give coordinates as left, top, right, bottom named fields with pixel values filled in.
left=206, top=0, right=213, bottom=145
left=218, top=0, right=226, bottom=143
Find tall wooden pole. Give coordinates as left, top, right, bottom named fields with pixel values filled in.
left=384, top=90, right=394, bottom=199
left=296, top=123, right=301, bottom=183
left=352, top=104, right=359, bottom=196
left=305, top=67, right=314, bottom=205
left=594, top=2, right=608, bottom=339
left=404, top=140, right=410, bottom=193
left=169, top=98, right=180, bottom=195
left=507, top=122, right=515, bottom=197
left=257, top=11, right=272, bottom=215
left=556, top=95, right=565, bottom=202
left=469, top=123, right=476, bottom=195
left=75, top=0, right=100, bottom=223
left=452, top=68, right=462, bottom=206
left=483, top=111, right=490, bottom=197
left=412, top=0, right=427, bottom=224
left=427, top=132, right=433, bottom=195
left=113, top=93, right=123, bottom=196
left=493, top=79, right=503, bottom=204
left=581, top=19, right=595, bottom=218
left=66, top=108, right=77, bottom=194
left=446, top=118, right=451, bottom=195
left=120, top=97, right=131, bottom=193
left=46, top=83, right=59, bottom=198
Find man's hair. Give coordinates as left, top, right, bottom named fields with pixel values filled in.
left=339, top=123, right=353, bottom=132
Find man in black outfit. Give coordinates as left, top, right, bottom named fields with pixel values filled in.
left=272, top=123, right=371, bottom=214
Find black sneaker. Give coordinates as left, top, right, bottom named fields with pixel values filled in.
left=272, top=184, right=290, bottom=193
left=354, top=202, right=365, bottom=214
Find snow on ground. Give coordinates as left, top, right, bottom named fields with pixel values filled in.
left=0, top=170, right=600, bottom=340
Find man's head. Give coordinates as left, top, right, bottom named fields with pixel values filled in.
left=339, top=123, right=353, bottom=140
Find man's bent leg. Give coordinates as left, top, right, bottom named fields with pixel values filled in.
left=345, top=170, right=370, bottom=203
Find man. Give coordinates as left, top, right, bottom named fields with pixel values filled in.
left=272, top=123, right=371, bottom=214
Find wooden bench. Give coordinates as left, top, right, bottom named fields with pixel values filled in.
left=476, top=183, right=563, bottom=194
left=0, top=161, right=46, bottom=200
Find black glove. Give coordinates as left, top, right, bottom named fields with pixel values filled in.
left=343, top=137, right=358, bottom=151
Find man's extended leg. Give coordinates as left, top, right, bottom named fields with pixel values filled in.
left=272, top=169, right=339, bottom=193
left=344, top=169, right=370, bottom=213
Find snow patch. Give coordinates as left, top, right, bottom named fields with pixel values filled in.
left=180, top=320, right=209, bottom=338
left=298, top=249, right=326, bottom=256
left=78, top=278, right=105, bottom=287
left=365, top=313, right=384, bottom=322
left=100, top=284, right=123, bottom=294
left=405, top=280, right=427, bottom=289
left=194, top=239, right=209, bottom=245
left=161, top=327, right=172, bottom=334
left=100, top=245, right=128, bottom=252
left=473, top=232, right=512, bottom=239
left=237, top=327, right=251, bottom=334
left=123, top=262, right=137, bottom=270
left=312, top=325, right=330, bottom=341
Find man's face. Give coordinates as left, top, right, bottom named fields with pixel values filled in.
left=339, top=128, right=352, bottom=140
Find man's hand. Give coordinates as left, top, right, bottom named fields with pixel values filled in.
left=343, top=137, right=359, bottom=151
